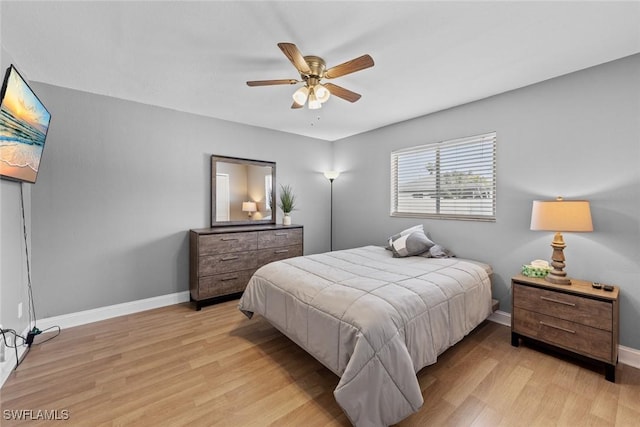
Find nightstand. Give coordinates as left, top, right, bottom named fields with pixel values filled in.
left=511, top=274, right=619, bottom=382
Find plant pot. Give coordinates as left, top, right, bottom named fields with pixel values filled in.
left=283, top=213, right=291, bottom=226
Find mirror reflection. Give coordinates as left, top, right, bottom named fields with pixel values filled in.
left=211, top=155, right=276, bottom=226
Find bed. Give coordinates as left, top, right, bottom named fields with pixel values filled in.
left=238, top=245, right=493, bottom=426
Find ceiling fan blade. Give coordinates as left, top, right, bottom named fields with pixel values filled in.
left=324, top=54, right=374, bottom=79
left=324, top=83, right=362, bottom=103
left=246, top=79, right=298, bottom=87
left=291, top=101, right=304, bottom=109
left=278, top=42, right=312, bottom=75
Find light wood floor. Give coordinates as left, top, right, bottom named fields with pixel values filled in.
left=1, top=300, right=639, bottom=426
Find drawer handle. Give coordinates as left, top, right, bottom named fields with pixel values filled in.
left=274, top=249, right=289, bottom=254
left=221, top=276, right=239, bottom=281
left=275, top=233, right=288, bottom=237
left=540, top=296, right=576, bottom=307
left=539, top=321, right=576, bottom=334
left=221, top=256, right=239, bottom=261
left=220, top=237, right=238, bottom=241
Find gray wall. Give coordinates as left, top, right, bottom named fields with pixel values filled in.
left=28, top=84, right=333, bottom=318
left=333, top=54, right=640, bottom=349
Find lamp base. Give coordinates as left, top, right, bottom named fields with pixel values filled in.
left=545, top=231, right=571, bottom=285
left=545, top=272, right=571, bottom=285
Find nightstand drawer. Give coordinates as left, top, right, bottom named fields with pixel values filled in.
left=258, top=228, right=303, bottom=249
left=513, top=283, right=612, bottom=330
left=513, top=307, right=612, bottom=362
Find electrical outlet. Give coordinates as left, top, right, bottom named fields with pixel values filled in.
left=18, top=302, right=23, bottom=319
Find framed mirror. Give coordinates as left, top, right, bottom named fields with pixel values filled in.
left=211, top=155, right=276, bottom=227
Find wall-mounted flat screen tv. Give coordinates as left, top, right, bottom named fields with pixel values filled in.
left=0, top=65, right=51, bottom=184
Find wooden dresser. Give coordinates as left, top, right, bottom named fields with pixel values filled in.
left=511, top=274, right=619, bottom=381
left=189, top=224, right=303, bottom=310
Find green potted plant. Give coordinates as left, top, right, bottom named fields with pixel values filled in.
left=278, top=184, right=297, bottom=225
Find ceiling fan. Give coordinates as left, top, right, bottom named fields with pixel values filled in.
left=246, top=42, right=374, bottom=110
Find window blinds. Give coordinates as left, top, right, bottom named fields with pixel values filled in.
left=391, top=132, right=496, bottom=221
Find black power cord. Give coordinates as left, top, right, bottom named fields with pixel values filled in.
left=20, top=184, right=39, bottom=332
left=0, top=325, right=62, bottom=371
left=0, top=328, right=26, bottom=369
left=5, top=183, right=62, bottom=369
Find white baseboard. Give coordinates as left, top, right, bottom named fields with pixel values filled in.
left=488, top=310, right=511, bottom=327
left=619, top=345, right=640, bottom=369
left=1, top=291, right=190, bottom=389
left=36, top=291, right=191, bottom=331
left=487, top=310, right=640, bottom=370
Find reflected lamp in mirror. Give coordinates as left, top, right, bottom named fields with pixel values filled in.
left=530, top=197, right=593, bottom=285
left=242, top=201, right=257, bottom=218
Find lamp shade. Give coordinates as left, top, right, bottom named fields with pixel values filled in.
left=315, top=84, right=331, bottom=103
left=242, top=201, right=257, bottom=213
left=292, top=86, right=309, bottom=105
left=308, top=90, right=321, bottom=110
left=530, top=198, right=593, bottom=232
left=324, top=170, right=340, bottom=180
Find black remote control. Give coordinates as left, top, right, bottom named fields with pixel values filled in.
left=603, top=284, right=614, bottom=292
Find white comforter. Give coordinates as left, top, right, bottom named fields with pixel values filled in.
left=238, top=245, right=492, bottom=426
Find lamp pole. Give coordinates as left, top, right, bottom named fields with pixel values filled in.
left=329, top=178, right=334, bottom=251
left=324, top=171, right=340, bottom=252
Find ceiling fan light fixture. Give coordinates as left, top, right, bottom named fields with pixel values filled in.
left=314, top=84, right=331, bottom=103
left=247, top=42, right=374, bottom=109
left=292, top=86, right=309, bottom=105
left=308, top=89, right=322, bottom=110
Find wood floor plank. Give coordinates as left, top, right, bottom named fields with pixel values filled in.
left=469, top=405, right=503, bottom=427
left=1, top=300, right=638, bottom=426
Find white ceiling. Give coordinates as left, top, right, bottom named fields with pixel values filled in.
left=2, top=1, right=639, bottom=141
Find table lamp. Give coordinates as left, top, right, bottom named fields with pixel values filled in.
left=530, top=197, right=593, bottom=285
left=242, top=201, right=257, bottom=218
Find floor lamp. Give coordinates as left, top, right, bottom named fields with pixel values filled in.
left=324, top=171, right=340, bottom=251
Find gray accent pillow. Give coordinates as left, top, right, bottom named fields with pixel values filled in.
left=418, top=244, right=456, bottom=258
left=390, top=230, right=435, bottom=258
left=385, top=224, right=424, bottom=250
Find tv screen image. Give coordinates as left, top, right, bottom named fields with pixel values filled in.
left=0, top=65, right=51, bottom=184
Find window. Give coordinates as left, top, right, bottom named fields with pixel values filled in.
left=391, top=132, right=496, bottom=221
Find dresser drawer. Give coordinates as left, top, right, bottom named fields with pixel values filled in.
left=199, top=251, right=257, bottom=276
left=257, top=245, right=303, bottom=266
left=513, top=307, right=613, bottom=362
left=199, top=232, right=257, bottom=255
left=258, top=228, right=303, bottom=249
left=513, top=283, right=612, bottom=330
left=198, top=269, right=256, bottom=299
